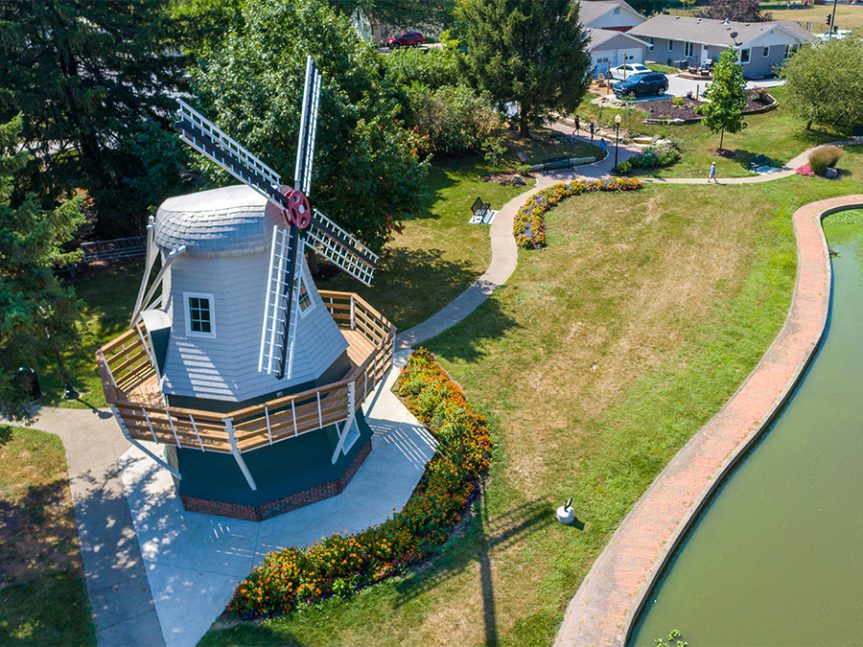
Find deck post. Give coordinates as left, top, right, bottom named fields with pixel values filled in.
left=111, top=404, right=181, bottom=480
left=316, top=391, right=323, bottom=427
left=264, top=405, right=273, bottom=445
left=225, top=417, right=257, bottom=491
left=350, top=295, right=356, bottom=330
left=331, top=382, right=356, bottom=464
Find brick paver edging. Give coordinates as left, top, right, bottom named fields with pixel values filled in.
left=554, top=195, right=863, bottom=647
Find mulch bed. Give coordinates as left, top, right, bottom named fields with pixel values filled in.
left=643, top=90, right=776, bottom=121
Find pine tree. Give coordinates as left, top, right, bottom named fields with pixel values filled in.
left=0, top=116, right=84, bottom=418
left=455, top=0, right=591, bottom=137
left=697, top=48, right=749, bottom=151
left=0, top=1, right=190, bottom=236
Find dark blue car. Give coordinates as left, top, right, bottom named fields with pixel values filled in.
left=612, top=72, right=668, bottom=98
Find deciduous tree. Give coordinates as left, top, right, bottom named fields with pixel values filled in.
left=784, top=37, right=863, bottom=132
left=0, top=116, right=84, bottom=419
left=192, top=0, right=427, bottom=251
left=696, top=0, right=771, bottom=22
left=696, top=48, right=748, bottom=151
left=455, top=0, right=591, bottom=137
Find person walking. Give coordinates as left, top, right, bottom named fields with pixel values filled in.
left=574, top=114, right=581, bottom=135
left=708, top=161, right=718, bottom=183
left=599, top=138, right=607, bottom=154
left=589, top=121, right=595, bottom=141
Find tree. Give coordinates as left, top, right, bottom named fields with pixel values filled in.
left=192, top=0, right=427, bottom=252
left=626, top=0, right=670, bottom=17
left=0, top=0, right=192, bottom=236
left=696, top=48, right=748, bottom=151
left=696, top=0, right=772, bottom=22
left=0, top=116, right=84, bottom=419
left=455, top=0, right=591, bottom=137
left=329, top=0, right=454, bottom=31
left=784, top=37, right=863, bottom=132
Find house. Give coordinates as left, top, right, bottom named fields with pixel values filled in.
left=628, top=15, right=816, bottom=78
left=579, top=0, right=650, bottom=75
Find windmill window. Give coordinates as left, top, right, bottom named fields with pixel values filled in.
left=294, top=274, right=314, bottom=317
left=184, top=292, right=216, bottom=337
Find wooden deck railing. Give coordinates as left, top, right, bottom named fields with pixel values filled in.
left=97, top=292, right=395, bottom=455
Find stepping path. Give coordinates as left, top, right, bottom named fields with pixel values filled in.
left=554, top=195, right=863, bottom=647
left=9, top=137, right=855, bottom=646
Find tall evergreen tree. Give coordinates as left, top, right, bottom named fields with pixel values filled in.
left=0, top=116, right=84, bottom=419
left=696, top=48, right=748, bottom=151
left=0, top=0, right=191, bottom=236
left=455, top=0, right=591, bottom=136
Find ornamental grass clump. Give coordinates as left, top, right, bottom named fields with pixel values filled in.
left=513, top=177, right=643, bottom=249
left=226, top=348, right=492, bottom=619
left=808, top=145, right=843, bottom=176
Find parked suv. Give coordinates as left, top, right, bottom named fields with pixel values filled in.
left=387, top=32, right=425, bottom=48
left=612, top=72, right=668, bottom=98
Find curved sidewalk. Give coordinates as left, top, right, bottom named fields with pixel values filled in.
left=554, top=195, right=863, bottom=647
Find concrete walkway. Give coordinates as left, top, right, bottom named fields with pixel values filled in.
left=554, top=195, right=863, bottom=647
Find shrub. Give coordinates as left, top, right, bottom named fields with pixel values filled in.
left=671, top=96, right=684, bottom=108
left=516, top=163, right=533, bottom=176
left=808, top=145, right=843, bottom=176
left=615, top=160, right=633, bottom=174
left=513, top=177, right=643, bottom=249
left=796, top=163, right=815, bottom=177
left=385, top=45, right=459, bottom=90
left=481, top=135, right=507, bottom=166
left=225, top=349, right=492, bottom=619
left=627, top=145, right=680, bottom=170
left=409, top=84, right=504, bottom=156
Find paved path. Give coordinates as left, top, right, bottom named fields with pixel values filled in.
left=23, top=406, right=165, bottom=647
left=554, top=195, right=863, bottom=647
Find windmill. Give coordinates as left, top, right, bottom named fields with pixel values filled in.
left=174, top=56, right=378, bottom=381
left=98, top=57, right=396, bottom=521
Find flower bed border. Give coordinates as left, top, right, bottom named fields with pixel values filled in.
left=225, top=348, right=492, bottom=619
left=513, top=177, right=643, bottom=249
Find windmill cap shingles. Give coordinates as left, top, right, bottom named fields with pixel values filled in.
left=155, top=185, right=285, bottom=257
left=628, top=14, right=816, bottom=48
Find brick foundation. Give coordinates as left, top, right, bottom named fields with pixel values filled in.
left=181, top=440, right=372, bottom=521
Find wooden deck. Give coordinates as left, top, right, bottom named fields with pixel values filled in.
left=97, top=292, right=395, bottom=455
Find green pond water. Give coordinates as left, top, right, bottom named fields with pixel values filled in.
left=631, top=212, right=863, bottom=646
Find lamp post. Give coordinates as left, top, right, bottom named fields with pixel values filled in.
left=829, top=0, right=838, bottom=38
left=614, top=113, right=622, bottom=169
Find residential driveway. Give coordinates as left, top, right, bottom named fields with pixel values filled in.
left=599, top=74, right=787, bottom=106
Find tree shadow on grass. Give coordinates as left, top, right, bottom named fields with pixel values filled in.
left=391, top=496, right=553, bottom=646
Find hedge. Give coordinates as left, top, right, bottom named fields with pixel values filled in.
left=225, top=348, right=492, bottom=619
left=513, top=177, right=643, bottom=249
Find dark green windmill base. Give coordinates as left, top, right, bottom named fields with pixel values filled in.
left=168, top=410, right=374, bottom=521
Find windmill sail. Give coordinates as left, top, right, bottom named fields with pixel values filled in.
left=259, top=226, right=301, bottom=378
left=305, top=210, right=378, bottom=286
left=295, top=56, right=322, bottom=195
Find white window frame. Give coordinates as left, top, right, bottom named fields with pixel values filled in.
left=294, top=269, right=315, bottom=319
left=740, top=47, right=751, bottom=64
left=184, top=292, right=216, bottom=338
left=684, top=42, right=694, bottom=57
left=762, top=46, right=770, bottom=57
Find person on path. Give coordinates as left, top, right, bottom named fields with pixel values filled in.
left=574, top=114, right=581, bottom=135
left=599, top=138, right=607, bottom=153
left=709, top=161, right=718, bottom=184
left=589, top=121, right=595, bottom=141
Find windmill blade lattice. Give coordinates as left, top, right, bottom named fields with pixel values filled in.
left=305, top=210, right=378, bottom=286
left=259, top=226, right=301, bottom=378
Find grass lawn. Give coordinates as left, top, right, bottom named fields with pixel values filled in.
left=576, top=85, right=838, bottom=178
left=202, top=146, right=863, bottom=647
left=304, top=157, right=534, bottom=330
left=503, top=128, right=606, bottom=166
left=0, top=425, right=95, bottom=646
left=52, top=157, right=532, bottom=410
left=646, top=62, right=679, bottom=74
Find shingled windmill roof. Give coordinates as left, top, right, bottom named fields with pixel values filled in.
left=154, top=185, right=284, bottom=257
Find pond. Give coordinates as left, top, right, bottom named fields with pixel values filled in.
left=630, top=211, right=863, bottom=646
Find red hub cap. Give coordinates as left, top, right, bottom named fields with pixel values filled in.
left=283, top=189, right=312, bottom=229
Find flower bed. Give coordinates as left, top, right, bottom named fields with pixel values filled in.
left=513, top=177, right=643, bottom=249
left=225, top=348, right=492, bottom=619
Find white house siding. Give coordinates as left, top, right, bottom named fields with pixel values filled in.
left=161, top=253, right=348, bottom=402
left=740, top=29, right=798, bottom=78
left=585, top=8, right=643, bottom=31
left=591, top=32, right=647, bottom=73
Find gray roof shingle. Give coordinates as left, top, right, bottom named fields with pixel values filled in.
left=154, top=185, right=284, bottom=258
left=628, top=14, right=816, bottom=47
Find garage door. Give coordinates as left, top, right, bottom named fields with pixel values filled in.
left=618, top=47, right=644, bottom=64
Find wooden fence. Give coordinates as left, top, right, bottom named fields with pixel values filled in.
left=97, top=292, right=395, bottom=455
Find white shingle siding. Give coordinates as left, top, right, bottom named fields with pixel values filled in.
left=155, top=185, right=349, bottom=403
